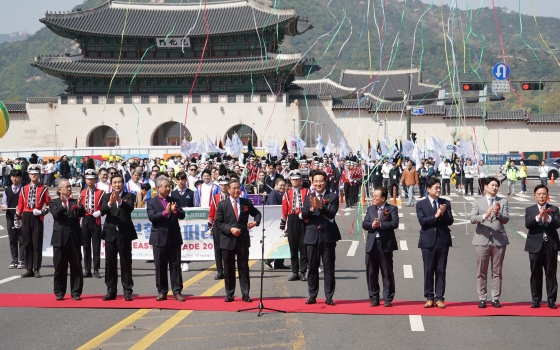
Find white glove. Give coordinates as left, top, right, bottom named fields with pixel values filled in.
left=33, top=209, right=42, bottom=216
left=14, top=220, right=22, bottom=229
left=92, top=210, right=101, bottom=218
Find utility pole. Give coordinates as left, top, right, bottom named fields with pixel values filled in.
left=406, top=72, right=411, bottom=140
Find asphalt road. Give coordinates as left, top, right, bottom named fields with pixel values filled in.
left=1, top=179, right=560, bottom=350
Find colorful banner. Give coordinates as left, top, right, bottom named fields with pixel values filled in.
left=42, top=206, right=290, bottom=261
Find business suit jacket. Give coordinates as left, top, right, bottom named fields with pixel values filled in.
left=266, top=190, right=283, bottom=205
left=416, top=197, right=454, bottom=249
left=215, top=197, right=262, bottom=251
left=100, top=191, right=138, bottom=242
left=49, top=198, right=85, bottom=248
left=264, top=174, right=284, bottom=194
left=146, top=196, right=186, bottom=247
left=524, top=204, right=560, bottom=253
left=470, top=196, right=510, bottom=246
left=301, top=191, right=341, bottom=245
left=362, top=203, right=399, bottom=253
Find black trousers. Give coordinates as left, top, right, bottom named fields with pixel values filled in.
left=212, top=227, right=223, bottom=274
left=153, top=242, right=183, bottom=295
left=53, top=235, right=83, bottom=297
left=104, top=237, right=134, bottom=295
left=421, top=236, right=449, bottom=301
left=464, top=178, right=474, bottom=195
left=365, top=240, right=395, bottom=301
left=529, top=241, right=558, bottom=302
left=222, top=241, right=250, bottom=297
left=287, top=214, right=307, bottom=274
left=7, top=216, right=23, bottom=263
left=441, top=179, right=450, bottom=195
left=477, top=178, right=485, bottom=195
left=343, top=182, right=351, bottom=206
left=373, top=178, right=382, bottom=191
left=419, top=181, right=426, bottom=197
left=22, top=212, right=43, bottom=270
left=82, top=216, right=101, bottom=272
left=307, top=237, right=336, bottom=299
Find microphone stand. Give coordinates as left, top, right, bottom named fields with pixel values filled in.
left=238, top=192, right=286, bottom=317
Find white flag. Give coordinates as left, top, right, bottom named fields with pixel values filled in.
left=339, top=137, right=349, bottom=159
left=206, top=136, right=224, bottom=154
left=181, top=139, right=191, bottom=158
left=402, top=139, right=415, bottom=157
left=224, top=136, right=233, bottom=155
left=231, top=133, right=243, bottom=157
left=324, top=135, right=334, bottom=155
left=411, top=142, right=422, bottom=169
left=316, top=134, right=324, bottom=156
left=296, top=137, right=306, bottom=157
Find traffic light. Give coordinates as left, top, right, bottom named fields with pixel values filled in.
left=489, top=94, right=505, bottom=101
left=521, top=82, right=544, bottom=91
left=462, top=83, right=484, bottom=91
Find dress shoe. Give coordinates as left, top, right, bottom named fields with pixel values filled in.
left=424, top=300, right=434, bottom=308
left=93, top=270, right=101, bottom=278
left=83, top=270, right=92, bottom=278
left=299, top=273, right=307, bottom=281
left=531, top=301, right=541, bottom=308
left=478, top=300, right=487, bottom=308
left=214, top=272, right=224, bottom=280
left=370, top=299, right=380, bottom=307
left=435, top=300, right=446, bottom=308
left=492, top=300, right=502, bottom=308
left=55, top=295, right=64, bottom=301
left=241, top=295, right=252, bottom=302
left=34, top=270, right=41, bottom=278
left=384, top=300, right=393, bottom=307
left=264, top=260, right=273, bottom=269
left=124, top=294, right=133, bottom=301
left=274, top=264, right=291, bottom=270
left=325, top=297, right=335, bottom=306
left=288, top=274, right=300, bottom=281
left=305, top=297, right=316, bottom=304
left=548, top=301, right=557, bottom=309
left=72, top=295, right=81, bottom=301
left=174, top=294, right=186, bottom=302
left=21, top=270, right=34, bottom=278
left=224, top=295, right=234, bottom=302
left=103, top=294, right=116, bottom=301
left=156, top=294, right=167, bottom=301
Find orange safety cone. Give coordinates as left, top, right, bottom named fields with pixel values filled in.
left=547, top=186, right=551, bottom=202
left=340, top=192, right=344, bottom=204
left=361, top=191, right=366, bottom=204
left=392, top=187, right=397, bottom=205
left=551, top=174, right=555, bottom=184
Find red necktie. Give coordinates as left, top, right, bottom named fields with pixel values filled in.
left=233, top=200, right=239, bottom=220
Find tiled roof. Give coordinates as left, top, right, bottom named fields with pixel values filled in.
left=526, top=114, right=560, bottom=124
left=31, top=54, right=311, bottom=77
left=3, top=102, right=26, bottom=113
left=40, top=0, right=310, bottom=39
left=413, top=104, right=446, bottom=116
left=444, top=107, right=484, bottom=118
left=370, top=101, right=407, bottom=113
left=486, top=110, right=526, bottom=121
left=340, top=68, right=439, bottom=100
left=332, top=98, right=371, bottom=110
left=290, top=78, right=356, bottom=99
left=26, top=97, right=58, bottom=104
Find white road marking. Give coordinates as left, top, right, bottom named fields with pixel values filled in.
left=409, top=315, right=425, bottom=332
left=403, top=265, right=413, bottom=278
left=464, top=196, right=475, bottom=201
left=399, top=223, right=405, bottom=230
left=344, top=212, right=351, bottom=216
left=517, top=231, right=528, bottom=239
left=0, top=276, right=20, bottom=285
left=0, top=235, right=7, bottom=239
left=342, top=208, right=355, bottom=212
left=0, top=214, right=5, bottom=216
left=400, top=240, right=408, bottom=250
left=410, top=212, right=417, bottom=216
left=513, top=197, right=529, bottom=202
left=0, top=225, right=4, bottom=230
left=347, top=241, right=359, bottom=256
left=398, top=213, right=403, bottom=218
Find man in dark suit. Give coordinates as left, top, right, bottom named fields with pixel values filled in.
left=266, top=178, right=286, bottom=205
left=302, top=170, right=340, bottom=306
left=100, top=174, right=138, bottom=301
left=264, top=162, right=284, bottom=194
left=362, top=186, right=399, bottom=307
left=214, top=178, right=261, bottom=302
left=147, top=176, right=186, bottom=302
left=525, top=184, right=560, bottom=309
left=49, top=179, right=86, bottom=300
left=416, top=178, right=454, bottom=308
left=171, top=171, right=194, bottom=208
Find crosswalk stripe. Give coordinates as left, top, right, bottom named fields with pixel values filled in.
left=400, top=240, right=408, bottom=250
left=409, top=315, right=425, bottom=331
left=403, top=265, right=413, bottom=278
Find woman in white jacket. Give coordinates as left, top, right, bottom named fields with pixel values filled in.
left=538, top=160, right=549, bottom=186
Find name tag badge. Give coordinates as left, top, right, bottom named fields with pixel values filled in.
left=376, top=172, right=379, bottom=175
left=393, top=175, right=396, bottom=179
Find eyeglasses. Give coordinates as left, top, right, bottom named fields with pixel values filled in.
left=110, top=172, right=117, bottom=175
left=189, top=169, right=197, bottom=171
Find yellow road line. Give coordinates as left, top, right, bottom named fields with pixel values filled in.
left=76, top=309, right=151, bottom=350
left=78, top=264, right=216, bottom=350
left=129, top=260, right=257, bottom=350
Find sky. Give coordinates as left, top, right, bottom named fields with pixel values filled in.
left=1, top=0, right=560, bottom=34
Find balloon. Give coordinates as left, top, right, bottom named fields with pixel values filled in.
left=54, top=173, right=59, bottom=179
left=0, top=101, right=10, bottom=138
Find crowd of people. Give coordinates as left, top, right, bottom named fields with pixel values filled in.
left=1, top=151, right=558, bottom=310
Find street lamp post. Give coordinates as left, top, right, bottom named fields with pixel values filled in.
left=54, top=124, right=59, bottom=156
left=115, top=123, right=119, bottom=147
left=252, top=123, right=255, bottom=146
left=316, top=123, right=325, bottom=139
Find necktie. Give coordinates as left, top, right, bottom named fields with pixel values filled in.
left=432, top=200, right=438, bottom=213
left=317, top=194, right=323, bottom=207
left=233, top=200, right=239, bottom=220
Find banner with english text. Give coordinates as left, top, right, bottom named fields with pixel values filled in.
left=42, top=206, right=290, bottom=260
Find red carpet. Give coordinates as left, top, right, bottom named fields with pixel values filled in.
left=0, top=294, right=559, bottom=317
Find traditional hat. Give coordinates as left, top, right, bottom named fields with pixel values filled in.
left=84, top=169, right=98, bottom=179
left=288, top=170, right=302, bottom=179
left=218, top=176, right=230, bottom=185
left=28, top=164, right=41, bottom=174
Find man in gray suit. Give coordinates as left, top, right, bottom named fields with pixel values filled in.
left=469, top=176, right=509, bottom=308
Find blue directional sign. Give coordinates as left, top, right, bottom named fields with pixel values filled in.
left=412, top=107, right=425, bottom=116
left=492, top=63, right=510, bottom=81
